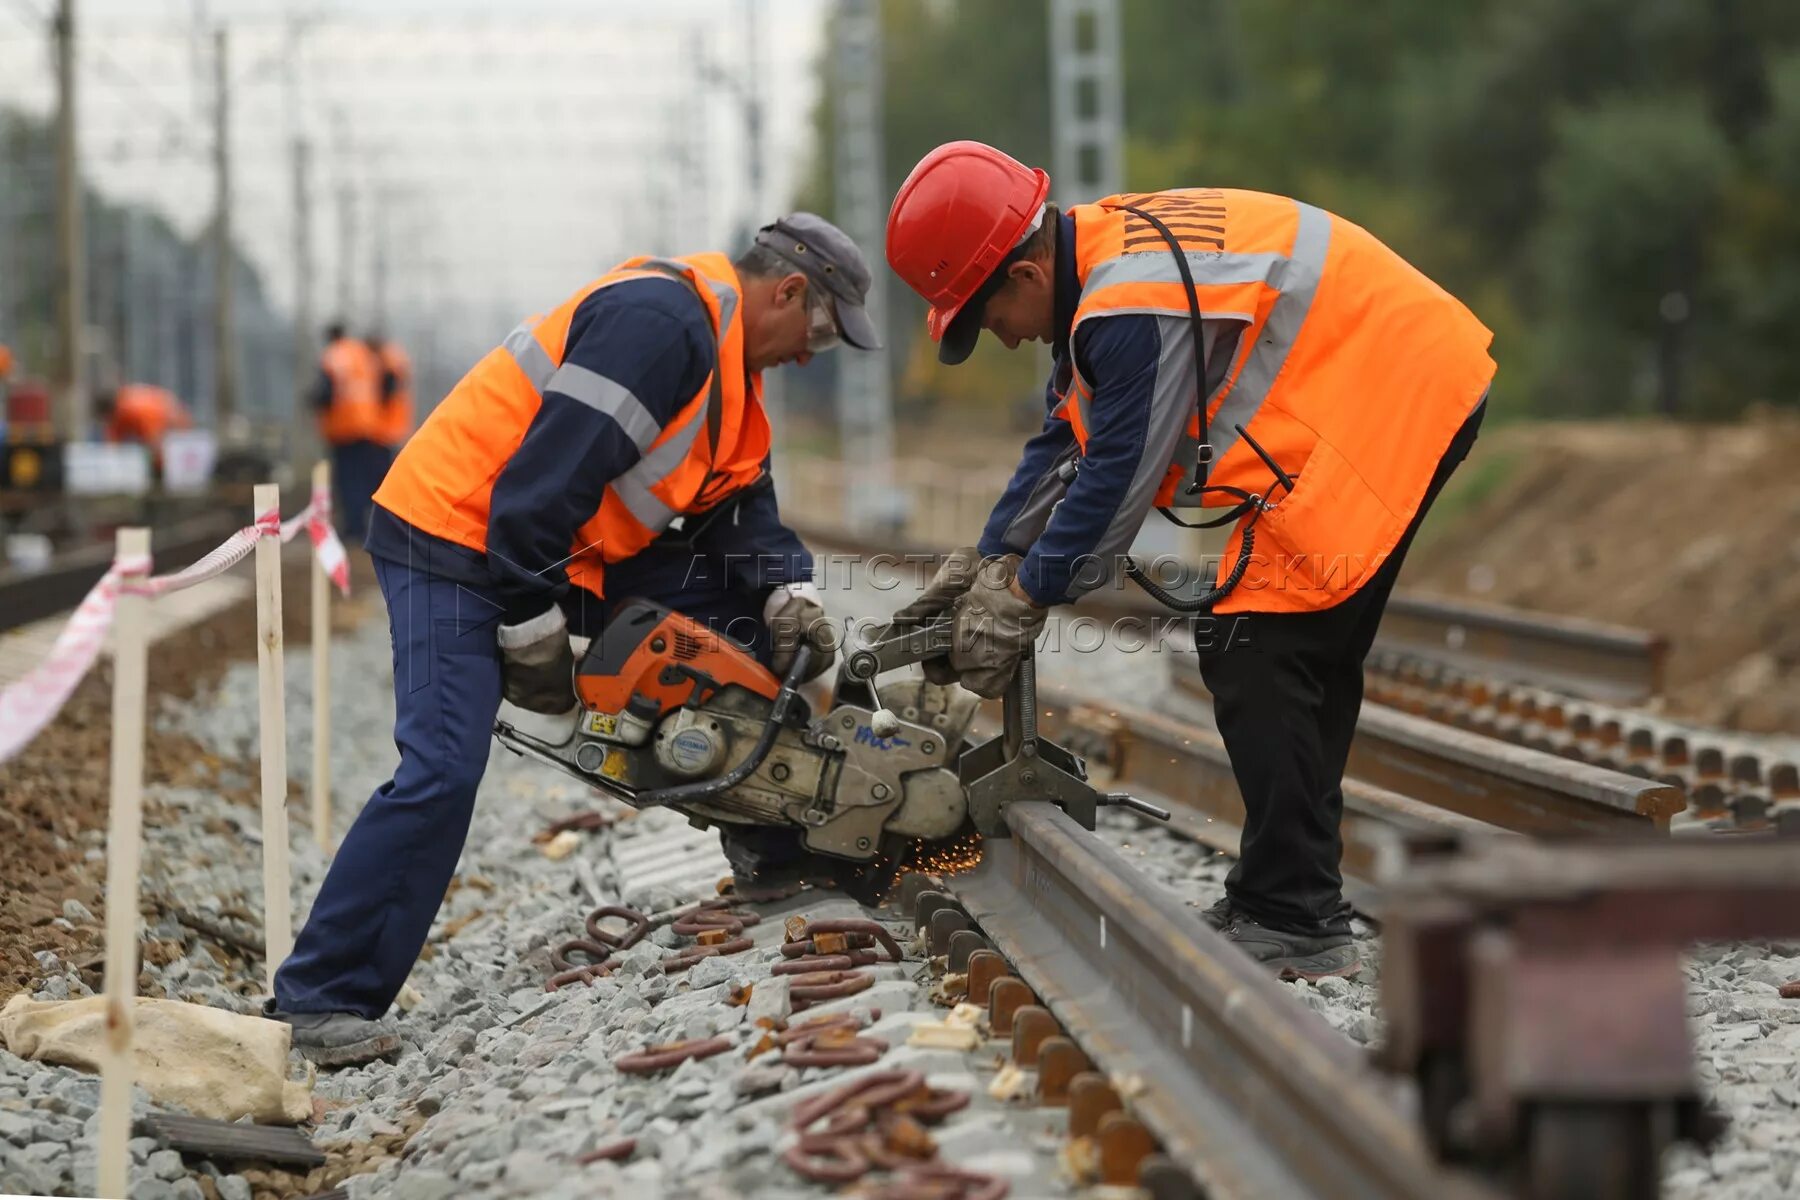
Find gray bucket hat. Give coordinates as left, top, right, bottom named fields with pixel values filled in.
left=752, top=213, right=882, bottom=351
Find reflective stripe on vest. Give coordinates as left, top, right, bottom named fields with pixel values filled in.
left=496, top=260, right=741, bottom=534
left=1068, top=197, right=1331, bottom=493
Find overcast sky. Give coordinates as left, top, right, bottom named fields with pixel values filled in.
left=0, top=0, right=829, bottom=362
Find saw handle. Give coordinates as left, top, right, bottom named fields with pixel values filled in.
left=843, top=617, right=958, bottom=682
left=633, top=644, right=814, bottom=810
left=1099, top=792, right=1172, bottom=822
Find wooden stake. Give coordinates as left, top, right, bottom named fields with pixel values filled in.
left=254, top=483, right=293, bottom=992
left=309, top=460, right=332, bottom=853
left=96, top=527, right=150, bottom=1200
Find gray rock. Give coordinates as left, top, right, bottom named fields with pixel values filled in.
left=686, top=956, right=743, bottom=991
left=426, top=1026, right=477, bottom=1067
left=733, top=1063, right=794, bottom=1097
left=148, top=1146, right=187, bottom=1181
left=0, top=1109, right=35, bottom=1144
left=62, top=898, right=96, bottom=924
left=32, top=1115, right=79, bottom=1141
left=218, top=1176, right=253, bottom=1200
left=3, top=1156, right=58, bottom=1198
left=172, top=1179, right=206, bottom=1200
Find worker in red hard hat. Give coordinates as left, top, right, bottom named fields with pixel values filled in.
left=885, top=140, right=1496, bottom=981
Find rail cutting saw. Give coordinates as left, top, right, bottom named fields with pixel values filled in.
left=493, top=598, right=1166, bottom=886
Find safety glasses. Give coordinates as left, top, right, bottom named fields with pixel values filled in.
left=805, top=287, right=843, bottom=354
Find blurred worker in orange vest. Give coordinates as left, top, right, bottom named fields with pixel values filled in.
left=313, top=322, right=388, bottom=540
left=98, top=383, right=193, bottom=471
left=262, top=214, right=879, bottom=1065
left=367, top=334, right=414, bottom=453
left=884, top=142, right=1497, bottom=981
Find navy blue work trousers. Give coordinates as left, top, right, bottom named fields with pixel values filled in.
left=273, top=553, right=767, bottom=1018
left=331, top=439, right=392, bottom=545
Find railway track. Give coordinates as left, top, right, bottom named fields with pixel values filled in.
left=916, top=801, right=1503, bottom=1200
left=1359, top=650, right=1797, bottom=831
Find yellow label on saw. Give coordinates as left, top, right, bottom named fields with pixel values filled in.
left=599, top=748, right=629, bottom=780
left=584, top=712, right=618, bottom=737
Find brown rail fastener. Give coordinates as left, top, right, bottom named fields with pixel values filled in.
left=773, top=954, right=859, bottom=975
left=586, top=904, right=652, bottom=950
left=865, top=1162, right=1011, bottom=1200
left=1096, top=1110, right=1157, bottom=1185
left=545, top=963, right=617, bottom=991
left=672, top=900, right=762, bottom=937
left=783, top=1024, right=889, bottom=1068
left=773, top=1013, right=867, bottom=1047
left=790, top=969, right=873, bottom=1009
left=1009, top=1005, right=1057, bottom=1067
left=790, top=1069, right=928, bottom=1133
left=781, top=1132, right=870, bottom=1184
left=796, top=918, right=905, bottom=963
left=988, top=976, right=1033, bottom=1035
left=661, top=937, right=754, bottom=973
left=890, top=1082, right=971, bottom=1122
left=1035, top=1036, right=1089, bottom=1103
left=549, top=938, right=616, bottom=974
left=1067, top=1072, right=1122, bottom=1138
left=615, top=1036, right=732, bottom=1074
left=965, top=949, right=1006, bottom=1005
left=573, top=1137, right=637, bottom=1165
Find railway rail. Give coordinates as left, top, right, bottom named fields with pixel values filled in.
left=920, top=801, right=1502, bottom=1200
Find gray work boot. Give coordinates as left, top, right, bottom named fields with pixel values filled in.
left=1199, top=896, right=1236, bottom=931
left=261, top=999, right=401, bottom=1068
left=1219, top=914, right=1359, bottom=981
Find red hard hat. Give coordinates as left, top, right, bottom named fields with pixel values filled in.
left=886, top=141, right=1051, bottom=364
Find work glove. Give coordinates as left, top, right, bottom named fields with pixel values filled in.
left=890, top=545, right=985, bottom=685
left=496, top=607, right=577, bottom=715
left=949, top=554, right=1049, bottom=699
left=765, top=582, right=836, bottom=684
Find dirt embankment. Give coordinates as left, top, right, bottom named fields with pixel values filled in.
left=1403, top=412, right=1800, bottom=734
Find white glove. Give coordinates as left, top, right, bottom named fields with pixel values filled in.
left=763, top=582, right=835, bottom=683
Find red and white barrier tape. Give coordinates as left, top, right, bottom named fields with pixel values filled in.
left=0, top=497, right=351, bottom=765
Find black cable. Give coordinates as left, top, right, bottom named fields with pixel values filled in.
left=1122, top=513, right=1260, bottom=613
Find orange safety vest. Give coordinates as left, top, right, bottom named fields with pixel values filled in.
left=318, top=337, right=383, bottom=445
left=372, top=252, right=770, bottom=600
left=1058, top=189, right=1495, bottom=614
left=106, top=384, right=190, bottom=452
left=374, top=341, right=415, bottom=448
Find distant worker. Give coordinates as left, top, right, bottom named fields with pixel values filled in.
left=313, top=322, right=387, bottom=541
left=99, top=383, right=193, bottom=469
left=884, top=142, right=1495, bottom=980
left=261, top=214, right=878, bottom=1065
left=367, top=334, right=415, bottom=454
